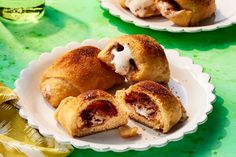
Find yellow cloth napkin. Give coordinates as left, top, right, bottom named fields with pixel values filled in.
left=0, top=83, right=73, bottom=157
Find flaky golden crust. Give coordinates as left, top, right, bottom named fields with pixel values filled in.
left=55, top=90, right=128, bottom=137
left=115, top=80, right=187, bottom=133
left=175, top=0, right=216, bottom=26
left=40, top=46, right=124, bottom=108
left=157, top=0, right=216, bottom=26
left=98, top=35, right=170, bottom=84
left=119, top=0, right=127, bottom=8
left=40, top=78, right=80, bottom=108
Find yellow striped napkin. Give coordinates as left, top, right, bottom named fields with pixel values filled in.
left=0, top=83, right=73, bottom=157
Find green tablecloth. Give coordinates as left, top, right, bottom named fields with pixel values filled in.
left=0, top=0, right=235, bottom=156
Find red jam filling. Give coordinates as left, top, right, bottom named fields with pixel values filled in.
left=125, top=92, right=158, bottom=119
left=81, top=100, right=117, bottom=127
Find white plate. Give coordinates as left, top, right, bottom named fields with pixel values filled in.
left=14, top=39, right=215, bottom=152
left=100, top=0, right=236, bottom=33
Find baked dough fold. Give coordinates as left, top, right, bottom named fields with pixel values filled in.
left=98, top=35, right=170, bottom=84
left=55, top=90, right=128, bottom=137
left=40, top=46, right=124, bottom=108
left=116, top=80, right=187, bottom=133
left=156, top=0, right=216, bottom=26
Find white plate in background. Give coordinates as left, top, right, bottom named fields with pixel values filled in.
left=100, top=0, right=236, bottom=32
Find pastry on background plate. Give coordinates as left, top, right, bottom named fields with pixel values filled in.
left=40, top=46, right=124, bottom=108
left=98, top=34, right=170, bottom=84
left=55, top=90, right=128, bottom=137
left=120, top=0, right=216, bottom=26
left=120, top=0, right=160, bottom=18
left=156, top=0, right=216, bottom=26
left=116, top=80, right=187, bottom=133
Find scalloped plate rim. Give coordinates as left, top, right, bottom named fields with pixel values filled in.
left=14, top=39, right=215, bottom=152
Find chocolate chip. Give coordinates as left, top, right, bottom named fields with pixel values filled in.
left=129, top=59, right=138, bottom=71
left=115, top=43, right=124, bottom=52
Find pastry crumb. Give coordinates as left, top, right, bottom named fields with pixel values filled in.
left=119, top=125, right=139, bottom=138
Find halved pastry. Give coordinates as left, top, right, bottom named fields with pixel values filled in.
left=120, top=0, right=160, bottom=18
left=156, top=0, right=216, bottom=26
left=115, top=80, right=187, bottom=133
left=40, top=46, right=124, bottom=108
left=55, top=90, right=128, bottom=137
left=98, top=35, right=170, bottom=84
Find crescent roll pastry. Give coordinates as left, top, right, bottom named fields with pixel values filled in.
left=40, top=46, right=124, bottom=108
left=115, top=80, right=187, bottom=133
left=156, top=0, right=216, bottom=26
left=119, top=0, right=160, bottom=18
left=98, top=35, right=170, bottom=84
left=55, top=90, right=128, bottom=137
